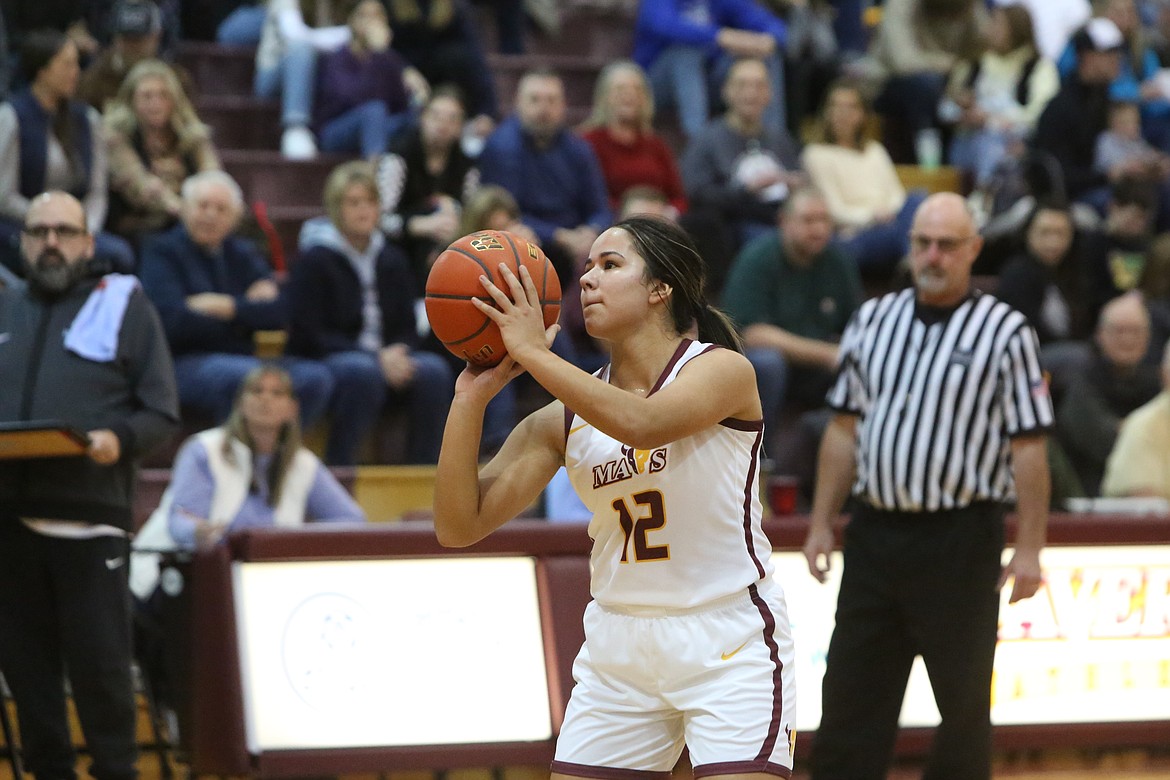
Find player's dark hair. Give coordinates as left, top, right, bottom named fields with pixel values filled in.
left=615, top=216, right=743, bottom=352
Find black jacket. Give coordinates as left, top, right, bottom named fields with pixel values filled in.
left=1033, top=75, right=1110, bottom=199
left=286, top=238, right=420, bottom=358
left=0, top=277, right=180, bottom=529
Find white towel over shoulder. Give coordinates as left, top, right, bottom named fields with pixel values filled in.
left=64, top=274, right=140, bottom=362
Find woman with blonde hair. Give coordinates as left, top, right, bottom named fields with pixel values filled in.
left=581, top=60, right=687, bottom=215
left=801, top=79, right=925, bottom=273
left=104, top=58, right=220, bottom=242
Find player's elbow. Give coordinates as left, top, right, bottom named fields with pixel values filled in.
left=434, top=523, right=478, bottom=548
left=433, top=514, right=482, bottom=548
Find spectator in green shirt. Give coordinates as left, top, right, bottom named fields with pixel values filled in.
left=722, top=187, right=863, bottom=438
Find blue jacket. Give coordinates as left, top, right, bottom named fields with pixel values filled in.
left=477, top=117, right=611, bottom=246
left=139, top=224, right=285, bottom=356
left=634, top=0, right=787, bottom=71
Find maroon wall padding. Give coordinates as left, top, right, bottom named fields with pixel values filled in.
left=537, top=556, right=592, bottom=733
left=190, top=543, right=251, bottom=776
left=187, top=514, right=1170, bottom=775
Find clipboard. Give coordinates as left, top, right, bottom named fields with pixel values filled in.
left=0, top=421, right=91, bottom=460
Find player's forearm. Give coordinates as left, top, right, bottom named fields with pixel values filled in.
left=433, top=396, right=490, bottom=547
left=518, top=346, right=658, bottom=446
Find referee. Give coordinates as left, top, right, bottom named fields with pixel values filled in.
left=802, top=192, right=1053, bottom=780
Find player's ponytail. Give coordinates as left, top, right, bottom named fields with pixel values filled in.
left=695, top=303, right=744, bottom=353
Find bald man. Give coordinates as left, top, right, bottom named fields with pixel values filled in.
left=1061, top=293, right=1161, bottom=495
left=0, top=191, right=179, bottom=780
left=803, top=193, right=1053, bottom=780
left=1103, top=335, right=1170, bottom=498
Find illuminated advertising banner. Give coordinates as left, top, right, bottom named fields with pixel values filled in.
left=773, top=546, right=1170, bottom=730
left=233, top=557, right=552, bottom=751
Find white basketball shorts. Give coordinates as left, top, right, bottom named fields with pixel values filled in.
left=551, top=579, right=797, bottom=778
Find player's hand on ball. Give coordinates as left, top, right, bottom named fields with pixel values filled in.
left=455, top=320, right=560, bottom=400
left=475, top=263, right=554, bottom=365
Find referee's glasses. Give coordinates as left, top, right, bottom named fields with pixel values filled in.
left=910, top=234, right=976, bottom=254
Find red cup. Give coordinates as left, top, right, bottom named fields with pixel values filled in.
left=767, top=475, right=799, bottom=516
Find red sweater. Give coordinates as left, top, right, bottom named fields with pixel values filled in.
left=581, top=127, right=688, bottom=213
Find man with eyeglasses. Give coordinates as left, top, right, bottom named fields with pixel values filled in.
left=0, top=191, right=179, bottom=780
left=802, top=192, right=1053, bottom=780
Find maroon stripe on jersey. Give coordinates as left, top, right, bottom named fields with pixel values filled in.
left=748, top=582, right=787, bottom=767
left=564, top=405, right=575, bottom=442
left=550, top=761, right=673, bottom=780
left=720, top=417, right=764, bottom=431
left=741, top=425, right=767, bottom=579
left=692, top=760, right=792, bottom=778
left=646, top=339, right=693, bottom=397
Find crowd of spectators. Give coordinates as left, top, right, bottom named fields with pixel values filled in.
left=5, top=0, right=1170, bottom=507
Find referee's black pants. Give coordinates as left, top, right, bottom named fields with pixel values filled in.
left=0, top=521, right=139, bottom=780
left=809, top=502, right=1005, bottom=780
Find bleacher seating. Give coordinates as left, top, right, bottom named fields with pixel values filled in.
left=175, top=42, right=254, bottom=98
left=175, top=4, right=628, bottom=261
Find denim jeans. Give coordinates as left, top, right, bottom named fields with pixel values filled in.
left=746, top=346, right=789, bottom=437
left=216, top=5, right=266, bottom=46
left=173, top=353, right=334, bottom=426
left=319, top=99, right=415, bottom=158
left=647, top=44, right=787, bottom=140
left=94, top=232, right=137, bottom=274
left=321, top=349, right=453, bottom=465
left=949, top=129, right=1016, bottom=188
left=831, top=0, right=868, bottom=55
left=838, top=189, right=927, bottom=272
left=254, top=39, right=318, bottom=128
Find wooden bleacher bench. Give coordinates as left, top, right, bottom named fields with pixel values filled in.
left=353, top=465, right=438, bottom=522
left=895, top=164, right=964, bottom=195
left=252, top=329, right=287, bottom=360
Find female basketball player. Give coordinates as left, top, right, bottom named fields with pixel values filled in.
left=433, top=216, right=797, bottom=778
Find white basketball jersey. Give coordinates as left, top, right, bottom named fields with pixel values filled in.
left=564, top=340, right=774, bottom=609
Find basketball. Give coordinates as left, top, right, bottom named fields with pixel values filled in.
left=424, top=230, right=562, bottom=367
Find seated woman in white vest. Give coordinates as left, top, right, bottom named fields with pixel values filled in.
left=131, top=363, right=366, bottom=599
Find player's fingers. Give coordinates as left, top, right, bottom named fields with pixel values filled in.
left=497, top=263, right=528, bottom=305
left=477, top=273, right=509, bottom=302
left=544, top=323, right=561, bottom=347
left=475, top=275, right=511, bottom=309
left=471, top=295, right=505, bottom=323
left=517, top=264, right=540, bottom=304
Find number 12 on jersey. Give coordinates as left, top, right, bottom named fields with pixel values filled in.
left=613, top=490, right=670, bottom=563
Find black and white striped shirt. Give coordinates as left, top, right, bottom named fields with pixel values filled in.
left=828, top=289, right=1054, bottom=512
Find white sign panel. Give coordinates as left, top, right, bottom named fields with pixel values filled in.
left=233, top=557, right=552, bottom=751
left=774, top=546, right=1170, bottom=730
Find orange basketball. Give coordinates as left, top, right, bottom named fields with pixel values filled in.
left=425, top=230, right=561, bottom=367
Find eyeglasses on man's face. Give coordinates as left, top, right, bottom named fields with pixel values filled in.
left=22, top=224, right=88, bottom=241
left=910, top=234, right=975, bottom=254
